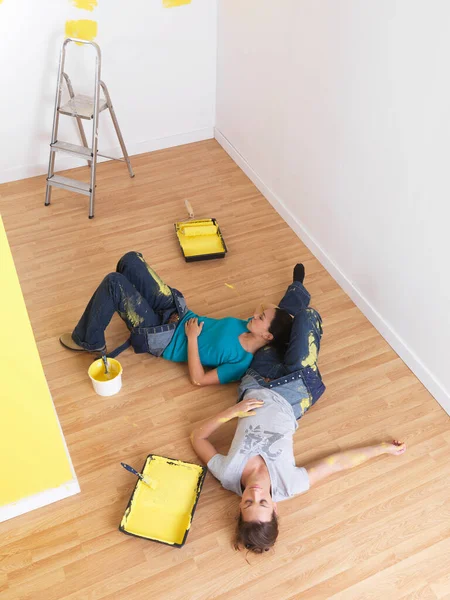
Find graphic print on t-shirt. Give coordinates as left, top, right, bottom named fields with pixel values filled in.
left=239, top=425, right=285, bottom=460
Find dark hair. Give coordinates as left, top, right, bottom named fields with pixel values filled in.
left=234, top=511, right=279, bottom=554
left=268, top=308, right=293, bottom=354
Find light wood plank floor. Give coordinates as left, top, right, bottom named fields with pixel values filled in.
left=0, top=140, right=449, bottom=600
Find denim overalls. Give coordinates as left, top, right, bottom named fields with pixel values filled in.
left=238, top=281, right=325, bottom=420
left=72, top=252, right=188, bottom=356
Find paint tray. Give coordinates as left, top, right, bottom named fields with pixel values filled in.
left=175, top=218, right=227, bottom=262
left=119, top=454, right=207, bottom=548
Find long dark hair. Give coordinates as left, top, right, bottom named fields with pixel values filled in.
left=268, top=308, right=293, bottom=355
left=234, top=511, right=279, bottom=554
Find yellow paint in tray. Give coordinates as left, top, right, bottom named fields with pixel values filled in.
left=175, top=219, right=227, bottom=261
left=120, top=455, right=206, bottom=547
left=65, top=19, right=98, bottom=42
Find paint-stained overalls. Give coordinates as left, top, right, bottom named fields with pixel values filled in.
left=72, top=252, right=188, bottom=356
left=238, top=280, right=326, bottom=420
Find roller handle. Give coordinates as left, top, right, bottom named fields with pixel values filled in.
left=184, top=199, right=195, bottom=219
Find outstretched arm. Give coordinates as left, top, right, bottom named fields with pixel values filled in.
left=305, top=440, right=406, bottom=487
left=185, top=318, right=220, bottom=386
left=190, top=398, right=264, bottom=464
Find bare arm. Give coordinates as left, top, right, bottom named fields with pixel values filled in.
left=185, top=318, right=220, bottom=386
left=190, top=398, right=264, bottom=464
left=305, top=440, right=406, bottom=487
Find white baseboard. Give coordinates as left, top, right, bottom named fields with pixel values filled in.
left=0, top=127, right=215, bottom=185
left=215, top=127, right=450, bottom=415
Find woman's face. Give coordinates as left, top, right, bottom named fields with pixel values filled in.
left=247, top=306, right=276, bottom=339
left=239, top=485, right=277, bottom=522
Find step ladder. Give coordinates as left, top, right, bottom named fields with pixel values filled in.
left=45, top=38, right=134, bottom=219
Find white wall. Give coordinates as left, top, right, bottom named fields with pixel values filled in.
left=216, top=0, right=450, bottom=413
left=0, top=0, right=217, bottom=183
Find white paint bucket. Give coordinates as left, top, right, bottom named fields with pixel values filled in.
left=88, top=358, right=123, bottom=397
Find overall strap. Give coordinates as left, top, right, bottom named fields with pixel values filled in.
left=107, top=338, right=131, bottom=358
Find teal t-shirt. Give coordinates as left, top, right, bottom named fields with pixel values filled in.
left=162, top=310, right=253, bottom=384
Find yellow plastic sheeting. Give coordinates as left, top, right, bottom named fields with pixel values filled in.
left=120, top=456, right=205, bottom=546
left=0, top=217, right=73, bottom=506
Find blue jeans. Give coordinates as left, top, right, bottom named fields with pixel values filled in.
left=72, top=252, right=178, bottom=351
left=239, top=281, right=325, bottom=419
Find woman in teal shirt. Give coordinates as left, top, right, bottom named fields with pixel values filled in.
left=60, top=252, right=293, bottom=386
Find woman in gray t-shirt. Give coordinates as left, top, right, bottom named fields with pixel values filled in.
left=191, top=394, right=406, bottom=554
left=190, top=266, right=406, bottom=554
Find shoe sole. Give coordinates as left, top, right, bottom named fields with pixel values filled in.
left=59, top=338, right=106, bottom=354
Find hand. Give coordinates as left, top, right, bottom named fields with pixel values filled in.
left=382, top=440, right=407, bottom=456
left=233, top=398, right=264, bottom=418
left=185, top=317, right=204, bottom=339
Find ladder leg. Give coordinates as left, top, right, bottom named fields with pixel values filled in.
left=76, top=118, right=91, bottom=167
left=89, top=53, right=101, bottom=219
left=88, top=184, right=96, bottom=219
left=45, top=152, right=56, bottom=205
left=63, top=73, right=91, bottom=167
left=88, top=131, right=98, bottom=218
left=46, top=44, right=67, bottom=206
left=100, top=82, right=134, bottom=178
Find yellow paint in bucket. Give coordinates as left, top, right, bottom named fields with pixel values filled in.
left=88, top=358, right=122, bottom=396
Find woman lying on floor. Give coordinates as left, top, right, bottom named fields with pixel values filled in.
left=190, top=266, right=406, bottom=552
left=60, top=251, right=293, bottom=386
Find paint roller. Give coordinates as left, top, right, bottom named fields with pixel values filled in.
left=181, top=222, right=218, bottom=236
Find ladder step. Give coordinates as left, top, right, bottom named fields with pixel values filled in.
left=59, top=94, right=108, bottom=120
left=46, top=175, right=92, bottom=196
left=51, top=141, right=93, bottom=158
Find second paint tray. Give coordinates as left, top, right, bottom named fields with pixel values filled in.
left=175, top=218, right=227, bottom=262
left=119, top=454, right=207, bottom=548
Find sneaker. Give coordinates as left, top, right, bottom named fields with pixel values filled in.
left=59, top=333, right=106, bottom=354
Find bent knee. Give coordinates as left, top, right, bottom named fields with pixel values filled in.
left=116, top=251, right=143, bottom=272
left=102, top=272, right=128, bottom=288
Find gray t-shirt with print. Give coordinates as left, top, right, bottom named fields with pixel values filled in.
left=207, top=388, right=310, bottom=502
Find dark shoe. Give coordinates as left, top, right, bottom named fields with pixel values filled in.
left=59, top=333, right=106, bottom=354
left=293, top=263, right=305, bottom=284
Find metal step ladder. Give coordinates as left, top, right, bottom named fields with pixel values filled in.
left=45, top=38, right=134, bottom=219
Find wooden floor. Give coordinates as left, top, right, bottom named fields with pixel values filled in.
left=0, top=140, right=449, bottom=600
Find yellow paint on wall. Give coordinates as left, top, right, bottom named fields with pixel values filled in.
left=70, top=0, right=98, bottom=10
left=65, top=19, right=98, bottom=42
left=163, top=0, right=192, bottom=7
left=0, top=217, right=73, bottom=507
